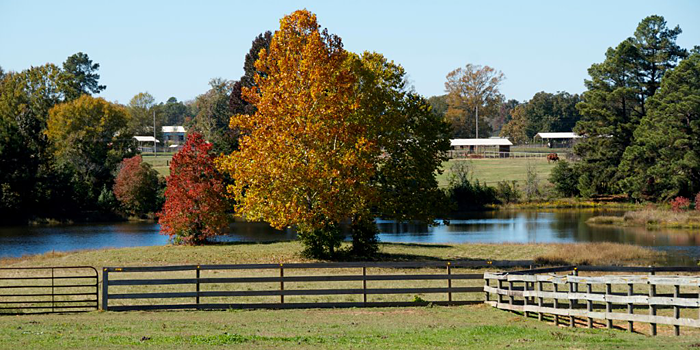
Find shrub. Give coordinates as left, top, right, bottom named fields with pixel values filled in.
left=524, top=162, right=541, bottom=201
left=495, top=180, right=520, bottom=204
left=670, top=196, right=691, bottom=212
left=158, top=133, right=231, bottom=245
left=113, top=155, right=164, bottom=216
left=549, top=160, right=579, bottom=197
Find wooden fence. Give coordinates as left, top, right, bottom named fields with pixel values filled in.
left=484, top=266, right=700, bottom=336
left=102, top=260, right=533, bottom=312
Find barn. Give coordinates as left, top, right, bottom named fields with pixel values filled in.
left=450, top=138, right=512, bottom=158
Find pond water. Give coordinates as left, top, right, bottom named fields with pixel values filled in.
left=1, top=210, right=699, bottom=263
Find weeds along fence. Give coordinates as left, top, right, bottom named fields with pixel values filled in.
left=0, top=266, right=99, bottom=314
left=102, top=260, right=533, bottom=311
left=484, top=266, right=700, bottom=336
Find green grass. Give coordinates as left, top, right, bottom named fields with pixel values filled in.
left=0, top=243, right=686, bottom=349
left=1, top=305, right=698, bottom=349
left=141, top=153, right=174, bottom=176
left=437, top=158, right=557, bottom=188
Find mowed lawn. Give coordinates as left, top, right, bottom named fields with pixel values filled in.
left=2, top=304, right=698, bottom=350
left=437, top=158, right=558, bottom=188
left=141, top=153, right=174, bottom=176
left=0, top=242, right=690, bottom=349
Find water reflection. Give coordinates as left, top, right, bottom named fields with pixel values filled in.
left=1, top=210, right=699, bottom=261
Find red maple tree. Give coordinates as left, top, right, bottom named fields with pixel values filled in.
left=113, top=155, right=162, bottom=216
left=158, top=132, right=230, bottom=245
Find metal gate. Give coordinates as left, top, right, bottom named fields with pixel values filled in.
left=0, top=266, right=99, bottom=314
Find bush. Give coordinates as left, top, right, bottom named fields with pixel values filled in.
left=495, top=180, right=520, bottom=204
left=113, top=155, right=164, bottom=216
left=297, top=223, right=343, bottom=260
left=670, top=196, right=691, bottom=212
left=549, top=160, right=579, bottom=197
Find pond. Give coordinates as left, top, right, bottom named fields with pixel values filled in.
left=1, top=210, right=698, bottom=262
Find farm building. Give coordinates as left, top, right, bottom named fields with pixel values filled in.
left=133, top=136, right=159, bottom=153
left=534, top=132, right=581, bottom=148
left=162, top=126, right=186, bottom=145
left=450, top=138, right=512, bottom=158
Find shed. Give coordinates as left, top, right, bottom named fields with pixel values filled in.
left=534, top=132, right=580, bottom=148
left=450, top=138, right=512, bottom=154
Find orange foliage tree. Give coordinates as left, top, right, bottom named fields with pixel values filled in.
left=159, top=132, right=230, bottom=245
left=217, top=10, right=378, bottom=257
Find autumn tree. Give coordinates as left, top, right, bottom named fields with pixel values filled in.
left=47, top=95, right=134, bottom=208
left=444, top=64, right=505, bottom=138
left=159, top=132, right=230, bottom=245
left=217, top=10, right=373, bottom=258
left=218, top=10, right=451, bottom=258
left=113, top=155, right=164, bottom=216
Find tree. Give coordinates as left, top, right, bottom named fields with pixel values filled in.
left=46, top=95, right=134, bottom=207
left=217, top=10, right=373, bottom=258
left=0, top=64, right=69, bottom=220
left=500, top=91, right=580, bottom=143
left=218, top=10, right=451, bottom=258
left=159, top=132, right=230, bottom=245
left=189, top=78, right=236, bottom=154
left=230, top=31, right=273, bottom=116
left=127, top=92, right=157, bottom=136
left=113, top=155, right=164, bottom=215
left=574, top=15, right=687, bottom=197
left=619, top=53, right=700, bottom=200
left=62, top=52, right=106, bottom=100
left=444, top=64, right=505, bottom=138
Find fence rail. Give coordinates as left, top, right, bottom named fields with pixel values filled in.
left=484, top=266, right=700, bottom=336
left=103, top=260, right=533, bottom=312
left=0, top=266, right=99, bottom=314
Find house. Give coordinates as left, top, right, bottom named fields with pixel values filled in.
left=162, top=126, right=186, bottom=146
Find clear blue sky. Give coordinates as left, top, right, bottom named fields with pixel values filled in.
left=2, top=0, right=698, bottom=104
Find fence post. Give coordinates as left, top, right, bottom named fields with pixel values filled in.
left=447, top=262, right=452, bottom=303
left=553, top=283, right=559, bottom=326
left=627, top=283, right=634, bottom=332
left=280, top=263, right=284, bottom=305
left=101, top=268, right=109, bottom=311
left=649, top=269, right=657, bottom=336
left=674, top=284, right=680, bottom=336
left=362, top=265, right=367, bottom=306
left=485, top=278, right=490, bottom=302
left=537, top=280, right=543, bottom=321
left=586, top=283, right=593, bottom=328
left=196, top=266, right=201, bottom=309
left=51, top=267, right=55, bottom=313
left=569, top=269, right=577, bottom=328
left=605, top=283, right=613, bottom=329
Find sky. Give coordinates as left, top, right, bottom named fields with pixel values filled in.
left=1, top=0, right=699, bottom=104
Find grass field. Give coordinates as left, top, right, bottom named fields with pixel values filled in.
left=141, top=153, right=174, bottom=176
left=141, top=154, right=558, bottom=189
left=2, top=304, right=699, bottom=349
left=437, top=158, right=557, bottom=188
left=1, top=243, right=693, bottom=349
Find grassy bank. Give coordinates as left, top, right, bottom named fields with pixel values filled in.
left=588, top=209, right=700, bottom=230
left=2, top=241, right=666, bottom=268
